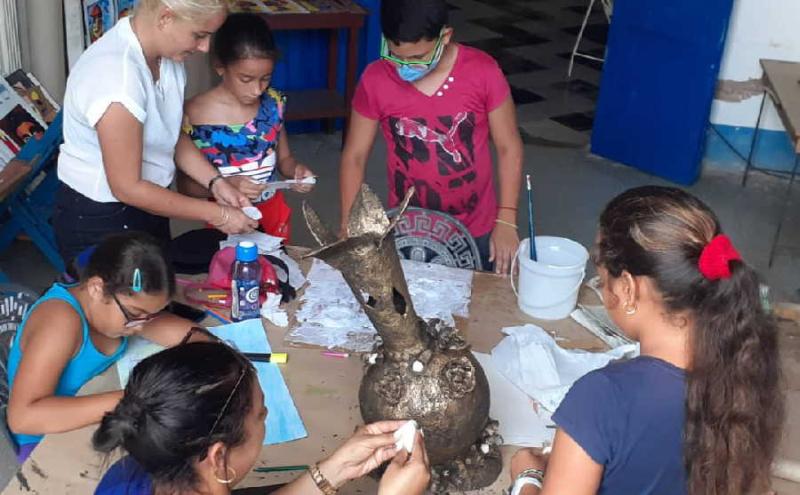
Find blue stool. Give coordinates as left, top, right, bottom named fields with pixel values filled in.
left=0, top=112, right=64, bottom=274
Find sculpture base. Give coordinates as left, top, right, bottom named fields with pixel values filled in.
left=428, top=419, right=504, bottom=493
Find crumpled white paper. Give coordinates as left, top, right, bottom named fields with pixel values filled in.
left=491, top=324, right=639, bottom=412
left=261, top=292, right=288, bottom=327
left=287, top=259, right=473, bottom=352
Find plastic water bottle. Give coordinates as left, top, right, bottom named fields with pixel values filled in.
left=231, top=241, right=261, bottom=322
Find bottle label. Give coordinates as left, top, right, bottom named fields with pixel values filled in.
left=231, top=279, right=260, bottom=321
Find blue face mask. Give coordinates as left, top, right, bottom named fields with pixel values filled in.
left=397, top=61, right=437, bottom=82
left=395, top=42, right=445, bottom=82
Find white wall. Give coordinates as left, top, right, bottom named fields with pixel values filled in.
left=710, top=0, right=800, bottom=131
left=15, top=1, right=215, bottom=103
left=17, top=0, right=67, bottom=104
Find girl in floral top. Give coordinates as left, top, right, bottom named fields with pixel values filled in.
left=178, top=13, right=314, bottom=240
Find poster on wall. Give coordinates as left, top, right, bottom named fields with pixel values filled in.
left=116, top=0, right=138, bottom=19
left=84, top=0, right=117, bottom=46
left=5, top=70, right=60, bottom=124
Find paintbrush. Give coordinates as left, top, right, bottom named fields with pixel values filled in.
left=526, top=174, right=538, bottom=261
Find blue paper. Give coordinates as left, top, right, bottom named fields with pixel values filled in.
left=208, top=319, right=308, bottom=445
left=116, top=320, right=307, bottom=446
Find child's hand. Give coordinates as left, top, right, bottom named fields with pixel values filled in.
left=490, top=222, right=520, bottom=275
left=227, top=175, right=268, bottom=201
left=291, top=164, right=315, bottom=193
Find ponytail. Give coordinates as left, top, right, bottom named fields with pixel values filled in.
left=685, top=261, right=782, bottom=494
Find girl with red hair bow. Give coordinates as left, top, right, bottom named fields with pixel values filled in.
left=509, top=186, right=782, bottom=495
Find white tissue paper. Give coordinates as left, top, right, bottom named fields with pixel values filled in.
left=261, top=292, right=288, bottom=327
left=394, top=420, right=418, bottom=453
left=491, top=324, right=638, bottom=413
left=221, top=232, right=283, bottom=254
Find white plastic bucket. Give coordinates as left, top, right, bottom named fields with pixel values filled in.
left=511, top=237, right=589, bottom=320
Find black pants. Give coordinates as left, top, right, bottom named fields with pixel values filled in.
left=53, top=183, right=171, bottom=266
left=474, top=233, right=494, bottom=272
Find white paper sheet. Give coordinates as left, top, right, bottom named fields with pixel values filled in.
left=473, top=352, right=555, bottom=448
left=491, top=324, right=638, bottom=412
left=287, top=259, right=473, bottom=352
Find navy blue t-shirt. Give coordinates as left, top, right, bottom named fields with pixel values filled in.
left=552, top=356, right=687, bottom=495
left=95, top=457, right=152, bottom=495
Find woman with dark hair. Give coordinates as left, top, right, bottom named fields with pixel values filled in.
left=508, top=186, right=784, bottom=495
left=94, top=340, right=431, bottom=494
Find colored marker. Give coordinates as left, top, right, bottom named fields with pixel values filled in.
left=244, top=352, right=288, bottom=364
left=322, top=351, right=349, bottom=359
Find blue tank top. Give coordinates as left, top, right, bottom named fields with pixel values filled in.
left=7, top=284, right=128, bottom=446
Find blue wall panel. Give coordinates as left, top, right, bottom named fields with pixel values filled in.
left=590, top=0, right=735, bottom=185
left=272, top=0, right=381, bottom=133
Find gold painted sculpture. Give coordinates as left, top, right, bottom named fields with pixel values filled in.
left=303, top=185, right=502, bottom=492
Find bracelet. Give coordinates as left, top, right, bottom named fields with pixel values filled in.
left=212, top=205, right=230, bottom=227
left=208, top=173, right=225, bottom=192
left=498, top=206, right=518, bottom=211
left=518, top=468, right=545, bottom=482
left=510, top=476, right=543, bottom=495
left=309, top=463, right=337, bottom=495
left=495, top=219, right=519, bottom=230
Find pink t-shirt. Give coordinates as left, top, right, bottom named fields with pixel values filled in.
left=352, top=45, right=511, bottom=238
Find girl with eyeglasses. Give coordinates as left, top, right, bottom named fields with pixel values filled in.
left=6, top=231, right=204, bottom=463
left=93, top=341, right=431, bottom=495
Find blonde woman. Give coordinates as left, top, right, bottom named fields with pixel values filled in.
left=55, top=0, right=257, bottom=265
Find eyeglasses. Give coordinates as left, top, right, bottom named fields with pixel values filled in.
left=112, top=294, right=159, bottom=328
left=380, top=30, right=445, bottom=69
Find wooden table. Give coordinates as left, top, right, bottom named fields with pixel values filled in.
left=1, top=253, right=611, bottom=494
left=743, top=59, right=800, bottom=266
left=3, top=252, right=800, bottom=494
left=254, top=3, right=368, bottom=139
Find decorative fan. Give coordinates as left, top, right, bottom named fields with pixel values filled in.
left=0, top=284, right=38, bottom=408
left=0, top=284, right=38, bottom=334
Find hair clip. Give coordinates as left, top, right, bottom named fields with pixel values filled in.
left=132, top=268, right=143, bottom=293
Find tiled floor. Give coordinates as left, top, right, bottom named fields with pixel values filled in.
left=451, top=0, right=609, bottom=146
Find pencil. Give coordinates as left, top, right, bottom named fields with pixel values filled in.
left=205, top=309, right=231, bottom=325
left=253, top=465, right=309, bottom=473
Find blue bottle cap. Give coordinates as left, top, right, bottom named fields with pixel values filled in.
left=236, top=241, right=258, bottom=262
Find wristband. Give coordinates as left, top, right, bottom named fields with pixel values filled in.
left=510, top=476, right=543, bottom=495
left=208, top=173, right=225, bottom=192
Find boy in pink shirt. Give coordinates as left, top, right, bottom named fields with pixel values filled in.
left=339, top=0, right=523, bottom=274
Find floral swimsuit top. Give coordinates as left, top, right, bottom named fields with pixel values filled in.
left=184, top=88, right=285, bottom=203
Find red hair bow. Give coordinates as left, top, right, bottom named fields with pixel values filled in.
left=698, top=235, right=741, bottom=281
